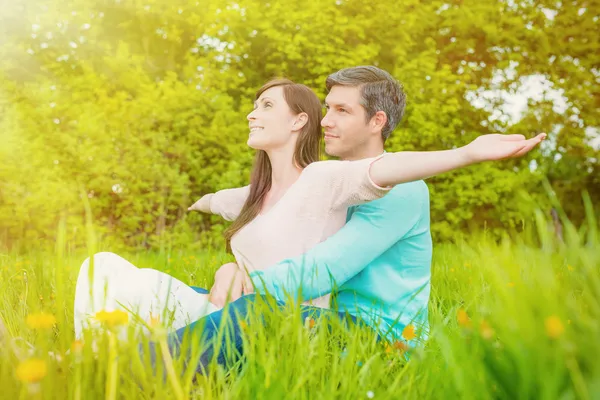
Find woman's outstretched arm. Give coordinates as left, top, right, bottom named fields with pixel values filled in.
left=188, top=194, right=214, bottom=213
left=370, top=133, right=546, bottom=188
left=187, top=185, right=251, bottom=221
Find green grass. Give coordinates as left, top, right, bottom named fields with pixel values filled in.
left=1, top=218, right=599, bottom=399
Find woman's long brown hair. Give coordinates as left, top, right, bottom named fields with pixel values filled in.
left=224, top=79, right=323, bottom=249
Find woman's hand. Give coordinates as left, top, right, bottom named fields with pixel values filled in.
left=461, top=133, right=547, bottom=163
left=188, top=193, right=213, bottom=213
left=209, top=262, right=244, bottom=307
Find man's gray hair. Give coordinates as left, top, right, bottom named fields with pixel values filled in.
left=326, top=66, right=406, bottom=141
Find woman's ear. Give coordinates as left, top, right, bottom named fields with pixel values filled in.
left=292, top=112, right=309, bottom=132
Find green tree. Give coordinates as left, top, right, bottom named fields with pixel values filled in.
left=0, top=0, right=597, bottom=249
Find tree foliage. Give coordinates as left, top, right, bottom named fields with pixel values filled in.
left=1, top=0, right=597, bottom=249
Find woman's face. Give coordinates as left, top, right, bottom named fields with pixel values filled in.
left=246, top=86, right=300, bottom=151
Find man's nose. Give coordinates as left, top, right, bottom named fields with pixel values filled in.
left=321, top=113, right=333, bottom=128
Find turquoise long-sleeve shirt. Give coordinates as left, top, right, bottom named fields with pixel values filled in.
left=249, top=180, right=432, bottom=342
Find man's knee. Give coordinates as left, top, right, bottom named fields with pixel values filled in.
left=173, top=294, right=262, bottom=342
left=222, top=294, right=259, bottom=319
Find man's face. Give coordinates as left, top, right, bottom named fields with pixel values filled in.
left=322, top=85, right=372, bottom=159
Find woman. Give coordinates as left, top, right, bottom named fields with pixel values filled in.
left=74, top=78, right=545, bottom=338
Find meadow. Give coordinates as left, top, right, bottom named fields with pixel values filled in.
left=0, top=207, right=598, bottom=400
left=1, top=2, right=598, bottom=398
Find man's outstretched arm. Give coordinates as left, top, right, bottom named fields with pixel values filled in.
left=249, top=181, right=429, bottom=302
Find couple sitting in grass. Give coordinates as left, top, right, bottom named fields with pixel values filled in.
left=73, top=65, right=545, bottom=374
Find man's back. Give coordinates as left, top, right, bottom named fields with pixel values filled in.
left=334, top=180, right=432, bottom=340
left=251, top=180, right=432, bottom=342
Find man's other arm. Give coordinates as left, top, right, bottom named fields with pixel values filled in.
left=250, top=181, right=429, bottom=302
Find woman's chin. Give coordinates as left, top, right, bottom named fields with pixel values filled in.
left=247, top=137, right=265, bottom=150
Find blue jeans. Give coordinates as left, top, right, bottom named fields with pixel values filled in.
left=145, top=286, right=362, bottom=376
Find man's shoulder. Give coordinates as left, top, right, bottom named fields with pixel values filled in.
left=354, top=180, right=429, bottom=212
left=379, top=180, right=429, bottom=203
left=390, top=179, right=429, bottom=195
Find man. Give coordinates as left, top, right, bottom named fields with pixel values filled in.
left=167, top=66, right=431, bottom=373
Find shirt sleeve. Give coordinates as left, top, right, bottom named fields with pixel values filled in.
left=209, top=185, right=250, bottom=221
left=305, top=155, right=393, bottom=211
left=249, top=181, right=429, bottom=302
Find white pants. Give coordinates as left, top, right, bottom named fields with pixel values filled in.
left=73, top=252, right=220, bottom=338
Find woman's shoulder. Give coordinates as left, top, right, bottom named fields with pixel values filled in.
left=301, top=160, right=344, bottom=178
left=305, top=158, right=374, bottom=171
left=304, top=159, right=340, bottom=169
left=303, top=157, right=376, bottom=175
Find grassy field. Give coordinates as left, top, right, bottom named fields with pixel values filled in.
left=0, top=214, right=599, bottom=399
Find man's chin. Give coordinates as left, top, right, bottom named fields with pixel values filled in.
left=324, top=144, right=343, bottom=158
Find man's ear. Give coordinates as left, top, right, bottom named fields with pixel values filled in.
left=292, top=112, right=309, bottom=132
left=371, top=111, right=388, bottom=134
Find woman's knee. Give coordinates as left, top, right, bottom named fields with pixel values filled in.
left=80, top=252, right=116, bottom=269
left=93, top=252, right=125, bottom=267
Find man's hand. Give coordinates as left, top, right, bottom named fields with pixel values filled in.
left=209, top=262, right=244, bottom=307
left=242, top=273, right=255, bottom=295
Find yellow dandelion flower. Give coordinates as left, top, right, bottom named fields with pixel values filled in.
left=304, top=317, right=316, bottom=329
left=480, top=320, right=494, bottom=340
left=71, top=340, right=84, bottom=354
left=148, top=313, right=161, bottom=328
left=239, top=321, right=248, bottom=330
left=449, top=268, right=455, bottom=273
left=16, top=358, right=47, bottom=383
left=457, top=308, right=471, bottom=328
left=507, top=282, right=515, bottom=288
left=567, top=265, right=574, bottom=271
left=94, top=309, right=129, bottom=328
left=545, top=316, right=564, bottom=339
left=393, top=341, right=408, bottom=352
left=384, top=344, right=392, bottom=354
left=26, top=313, right=56, bottom=330
left=402, top=324, right=417, bottom=341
